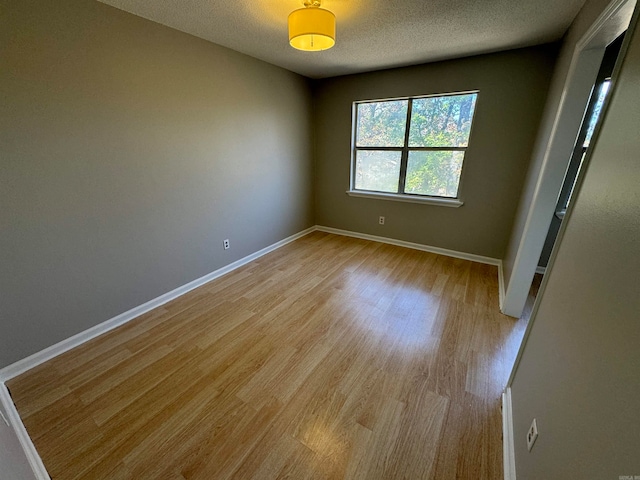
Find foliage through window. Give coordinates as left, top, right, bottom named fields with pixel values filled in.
left=583, top=79, right=610, bottom=148
left=352, top=92, right=478, bottom=199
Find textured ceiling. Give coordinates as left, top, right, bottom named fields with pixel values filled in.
left=97, top=0, right=587, bottom=78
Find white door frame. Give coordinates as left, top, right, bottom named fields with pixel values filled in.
left=501, top=0, right=636, bottom=318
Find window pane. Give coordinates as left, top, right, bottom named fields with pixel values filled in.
left=409, top=94, right=477, bottom=147
left=356, top=100, right=408, bottom=147
left=583, top=80, right=610, bottom=147
left=354, top=150, right=401, bottom=193
left=405, top=151, right=464, bottom=197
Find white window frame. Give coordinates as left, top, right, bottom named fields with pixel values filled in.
left=347, top=91, right=479, bottom=207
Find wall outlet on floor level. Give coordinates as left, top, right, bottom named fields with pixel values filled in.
left=223, top=239, right=230, bottom=250
left=0, top=410, right=9, bottom=427
left=379, top=216, right=385, bottom=225
left=527, top=418, right=538, bottom=451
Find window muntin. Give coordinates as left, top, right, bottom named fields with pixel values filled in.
left=352, top=92, right=478, bottom=200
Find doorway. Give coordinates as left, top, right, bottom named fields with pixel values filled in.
left=501, top=0, right=636, bottom=319
left=537, top=33, right=626, bottom=273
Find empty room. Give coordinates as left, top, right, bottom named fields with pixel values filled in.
left=1, top=0, right=639, bottom=479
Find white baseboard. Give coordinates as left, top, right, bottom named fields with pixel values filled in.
left=315, top=226, right=502, bottom=266
left=0, top=227, right=316, bottom=383
left=502, top=388, right=517, bottom=480
left=498, top=262, right=506, bottom=311
left=1, top=225, right=504, bottom=383
left=0, top=382, right=50, bottom=479
left=0, top=224, right=507, bottom=480
left=0, top=225, right=503, bottom=383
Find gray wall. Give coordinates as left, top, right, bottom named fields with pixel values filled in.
left=502, top=0, right=615, bottom=286
left=313, top=46, right=557, bottom=259
left=0, top=0, right=314, bottom=368
left=509, top=15, right=640, bottom=478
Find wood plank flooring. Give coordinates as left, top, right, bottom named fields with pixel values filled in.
left=7, top=232, right=536, bottom=479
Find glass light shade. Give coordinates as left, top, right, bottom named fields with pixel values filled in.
left=288, top=7, right=335, bottom=51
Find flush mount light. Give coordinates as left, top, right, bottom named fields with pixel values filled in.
left=288, top=0, right=336, bottom=51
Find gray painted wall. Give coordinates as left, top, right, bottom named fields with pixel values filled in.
left=0, top=0, right=314, bottom=368
left=509, top=15, right=640, bottom=478
left=502, top=0, right=615, bottom=286
left=313, top=47, right=557, bottom=259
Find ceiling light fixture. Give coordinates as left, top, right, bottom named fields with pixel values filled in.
left=288, top=0, right=336, bottom=52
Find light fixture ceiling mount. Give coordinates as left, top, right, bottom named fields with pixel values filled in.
left=288, top=0, right=336, bottom=52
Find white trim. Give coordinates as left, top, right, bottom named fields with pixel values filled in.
left=0, top=382, right=50, bottom=479
left=576, top=0, right=631, bottom=50
left=316, top=225, right=501, bottom=266
left=0, top=224, right=504, bottom=480
left=504, top=0, right=637, bottom=373
left=502, top=46, right=604, bottom=318
left=502, top=0, right=635, bottom=319
left=0, top=227, right=316, bottom=382
left=0, top=224, right=502, bottom=382
left=502, top=388, right=517, bottom=480
left=535, top=266, right=546, bottom=275
left=346, top=190, right=464, bottom=207
left=354, top=90, right=481, bottom=104
left=498, top=262, right=506, bottom=311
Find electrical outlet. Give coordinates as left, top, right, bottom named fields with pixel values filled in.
left=379, top=216, right=385, bottom=225
left=527, top=418, right=538, bottom=451
left=223, top=239, right=230, bottom=250
left=0, top=409, right=9, bottom=427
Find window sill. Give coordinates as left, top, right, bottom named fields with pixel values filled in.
left=346, top=190, right=464, bottom=207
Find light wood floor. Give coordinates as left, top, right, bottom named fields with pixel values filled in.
left=7, top=232, right=538, bottom=479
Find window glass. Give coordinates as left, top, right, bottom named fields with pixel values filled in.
left=583, top=80, right=611, bottom=147
left=356, top=100, right=408, bottom=147
left=354, top=150, right=402, bottom=193
left=409, top=94, right=477, bottom=147
left=352, top=92, right=478, bottom=199
left=405, top=151, right=464, bottom=197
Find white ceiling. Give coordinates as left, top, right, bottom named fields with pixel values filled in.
left=98, top=0, right=587, bottom=78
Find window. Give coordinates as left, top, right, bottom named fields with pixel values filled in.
left=557, top=78, right=612, bottom=218
left=583, top=79, right=610, bottom=148
left=349, top=92, right=478, bottom=206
